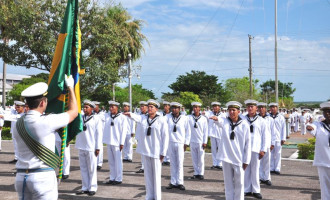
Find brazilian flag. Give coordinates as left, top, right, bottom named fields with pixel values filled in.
left=46, top=0, right=84, bottom=176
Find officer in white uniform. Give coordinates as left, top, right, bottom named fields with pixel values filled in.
left=257, top=102, right=274, bottom=186
left=307, top=101, right=330, bottom=200
left=243, top=100, right=268, bottom=199
left=124, top=99, right=169, bottom=200
left=122, top=102, right=135, bottom=162
left=93, top=101, right=105, bottom=170
left=188, top=102, right=208, bottom=180
left=208, top=102, right=226, bottom=169
left=0, top=100, right=26, bottom=163
left=135, top=101, right=148, bottom=173
left=162, top=101, right=171, bottom=165
left=103, top=101, right=128, bottom=185
left=166, top=102, right=190, bottom=190
left=269, top=103, right=286, bottom=175
left=75, top=100, right=102, bottom=196
left=14, top=77, right=78, bottom=200
left=210, top=101, right=251, bottom=200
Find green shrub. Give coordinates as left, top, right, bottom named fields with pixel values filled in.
left=1, top=127, right=12, bottom=140
left=297, top=139, right=315, bottom=160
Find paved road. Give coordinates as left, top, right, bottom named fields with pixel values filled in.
left=0, top=140, right=320, bottom=200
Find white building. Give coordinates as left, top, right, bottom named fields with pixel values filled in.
left=0, top=73, right=31, bottom=103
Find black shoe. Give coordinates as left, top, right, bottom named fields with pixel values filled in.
left=88, top=191, right=96, bottom=196
left=270, top=171, right=275, bottom=174
left=274, top=171, right=281, bottom=175
left=166, top=184, right=176, bottom=189
left=178, top=185, right=185, bottom=190
left=215, top=166, right=222, bottom=170
left=97, top=166, right=102, bottom=170
left=198, top=175, right=204, bottom=180
left=62, top=175, right=69, bottom=179
left=105, top=180, right=114, bottom=184
left=76, top=190, right=88, bottom=195
left=9, top=159, right=17, bottom=164
left=211, top=166, right=216, bottom=169
left=189, top=175, right=197, bottom=179
left=245, top=192, right=253, bottom=196
left=265, top=180, right=272, bottom=186
left=136, top=169, right=144, bottom=173
left=253, top=193, right=263, bottom=199
left=123, top=159, right=128, bottom=162
left=127, top=159, right=132, bottom=162
left=112, top=181, right=122, bottom=185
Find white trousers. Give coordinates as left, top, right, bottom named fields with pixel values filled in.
left=79, top=150, right=97, bottom=192
left=15, top=170, right=57, bottom=200
left=141, top=155, right=145, bottom=170
left=244, top=152, right=261, bottom=193
left=107, top=145, right=123, bottom=181
left=210, top=137, right=221, bottom=166
left=300, top=123, right=306, bottom=135
left=270, top=141, right=282, bottom=172
left=190, top=142, right=205, bottom=175
left=259, top=148, right=271, bottom=181
left=55, top=142, right=70, bottom=175
left=169, top=142, right=184, bottom=185
left=0, top=129, right=2, bottom=150
left=143, top=155, right=162, bottom=200
left=12, top=135, right=18, bottom=159
left=123, top=135, right=133, bottom=160
left=222, top=161, right=244, bottom=200
left=294, top=121, right=299, bottom=132
left=163, top=142, right=171, bottom=163
left=318, top=166, right=330, bottom=200
left=97, top=145, right=103, bottom=167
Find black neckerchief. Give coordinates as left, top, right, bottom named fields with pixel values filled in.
left=83, top=114, right=94, bottom=131
left=172, top=114, right=181, bottom=132
left=163, top=112, right=169, bottom=116
left=147, top=114, right=159, bottom=136
left=227, top=116, right=243, bottom=140
left=246, top=114, right=258, bottom=133
left=271, top=113, right=279, bottom=119
left=192, top=113, right=202, bottom=128
left=321, top=121, right=330, bottom=147
left=140, top=112, right=148, bottom=116
left=110, top=112, right=121, bottom=126
left=213, top=112, right=221, bottom=116
left=259, top=113, right=269, bottom=119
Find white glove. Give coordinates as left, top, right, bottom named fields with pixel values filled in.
left=64, top=75, right=74, bottom=88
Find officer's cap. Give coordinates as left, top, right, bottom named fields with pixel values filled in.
left=320, top=101, right=330, bottom=110
left=21, top=82, right=48, bottom=98
left=211, top=102, right=221, bottom=106
left=147, top=99, right=160, bottom=108
left=226, top=101, right=242, bottom=109
left=244, top=99, right=258, bottom=106
left=83, top=99, right=96, bottom=108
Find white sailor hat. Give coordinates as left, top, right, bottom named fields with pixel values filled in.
left=257, top=102, right=268, bottom=107
left=191, top=102, right=202, bottom=107
left=244, top=99, right=258, bottom=106
left=226, top=101, right=242, bottom=109
left=83, top=99, right=96, bottom=108
left=123, top=102, right=131, bottom=107
left=147, top=99, right=160, bottom=108
left=21, top=82, right=48, bottom=98
left=108, top=101, right=120, bottom=106
left=14, top=100, right=25, bottom=106
left=163, top=101, right=170, bottom=105
left=269, top=102, right=278, bottom=107
left=211, top=102, right=221, bottom=106
left=170, top=102, right=182, bottom=108
left=139, top=101, right=148, bottom=106
left=92, top=101, right=101, bottom=105
left=320, top=101, right=330, bottom=110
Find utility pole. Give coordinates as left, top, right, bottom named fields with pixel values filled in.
left=248, top=34, right=254, bottom=98
left=2, top=38, right=8, bottom=109
left=128, top=53, right=132, bottom=113
left=112, top=83, right=116, bottom=101
left=275, top=0, right=279, bottom=103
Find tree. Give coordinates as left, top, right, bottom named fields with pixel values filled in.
left=7, top=73, right=48, bottom=104
left=179, top=92, right=202, bottom=111
left=224, top=77, right=260, bottom=104
left=260, top=80, right=296, bottom=103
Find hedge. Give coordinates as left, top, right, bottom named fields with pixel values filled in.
left=297, top=138, right=315, bottom=160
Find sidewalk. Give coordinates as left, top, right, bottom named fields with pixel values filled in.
left=0, top=140, right=320, bottom=200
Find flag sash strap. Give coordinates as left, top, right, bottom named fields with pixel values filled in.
left=16, top=116, right=60, bottom=169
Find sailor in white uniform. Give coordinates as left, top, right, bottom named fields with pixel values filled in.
left=165, top=102, right=190, bottom=190
left=124, top=99, right=169, bottom=200
left=208, top=101, right=226, bottom=169
left=14, top=77, right=78, bottom=200
left=257, top=102, right=274, bottom=186
left=162, top=101, right=171, bottom=166
left=188, top=102, right=208, bottom=180
left=269, top=103, right=286, bottom=175
left=122, top=102, right=136, bottom=162
left=300, top=110, right=308, bottom=135
left=135, top=101, right=148, bottom=173
left=307, top=101, right=330, bottom=200
left=93, top=101, right=105, bottom=170
left=0, top=100, right=26, bottom=163
left=209, top=101, right=251, bottom=200
left=293, top=108, right=300, bottom=132
left=103, top=101, right=128, bottom=185
left=75, top=100, right=102, bottom=196
left=243, top=100, right=268, bottom=199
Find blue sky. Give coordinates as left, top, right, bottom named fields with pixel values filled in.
left=1, top=0, right=330, bottom=102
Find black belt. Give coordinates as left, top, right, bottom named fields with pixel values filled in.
left=16, top=168, right=54, bottom=174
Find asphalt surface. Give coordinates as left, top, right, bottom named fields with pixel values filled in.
left=0, top=138, right=320, bottom=200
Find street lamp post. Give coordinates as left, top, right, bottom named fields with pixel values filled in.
left=128, top=53, right=132, bottom=112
